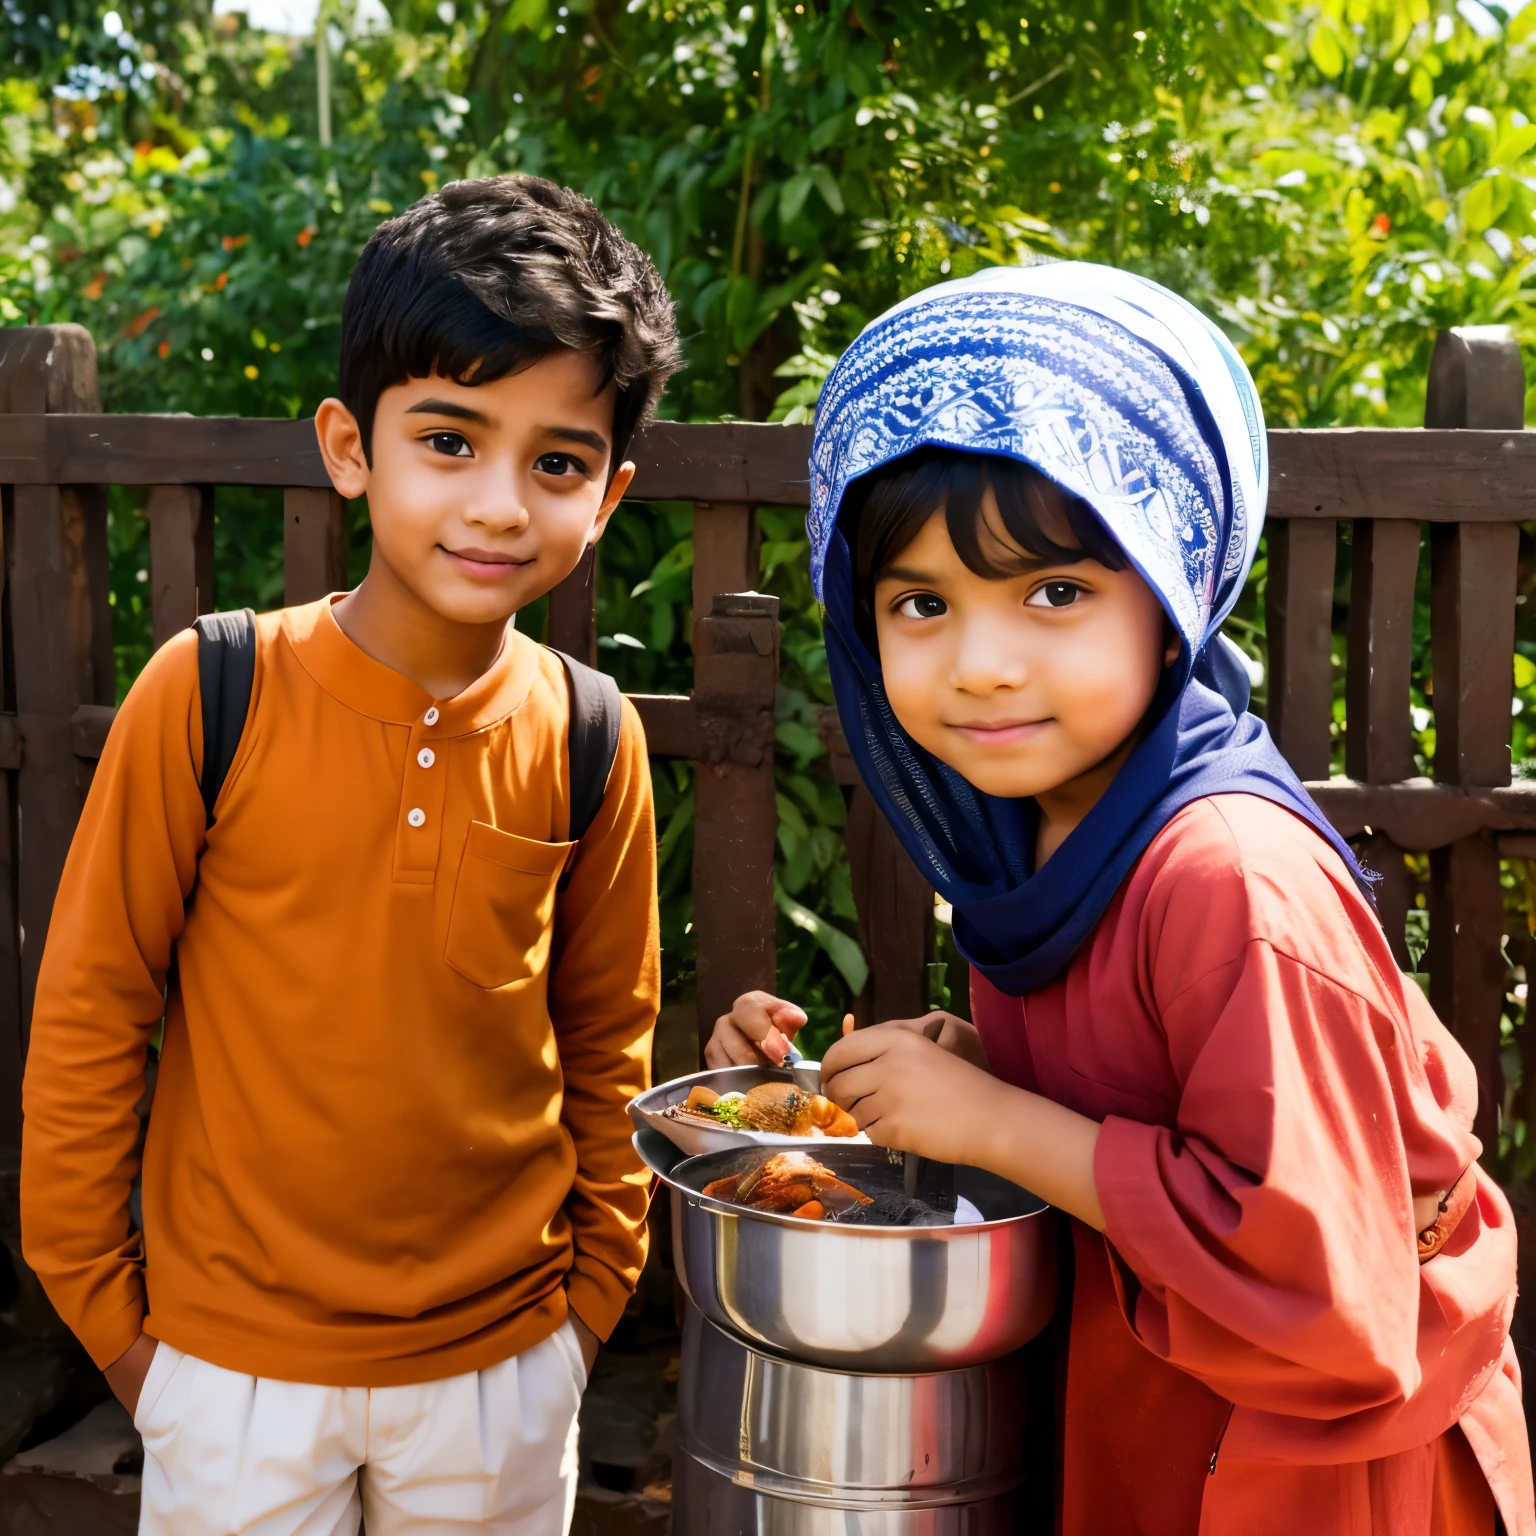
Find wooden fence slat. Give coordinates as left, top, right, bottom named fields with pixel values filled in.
left=0, top=416, right=822, bottom=505
left=691, top=592, right=778, bottom=1060
left=1305, top=779, right=1536, bottom=846
left=1264, top=518, right=1337, bottom=781
left=52, top=694, right=719, bottom=767
left=148, top=485, right=215, bottom=650
left=1345, top=519, right=1419, bottom=785
left=1429, top=837, right=1506, bottom=1150
left=1265, top=428, right=1536, bottom=522
left=691, top=502, right=757, bottom=621
left=0, top=495, right=15, bottom=1148
left=846, top=787, right=933, bottom=1025
left=9, top=414, right=1536, bottom=523
left=11, top=485, right=97, bottom=1051
left=1358, top=832, right=1412, bottom=972
left=547, top=548, right=597, bottom=667
left=688, top=507, right=768, bottom=1058
left=82, top=486, right=112, bottom=711
left=1429, top=522, right=1520, bottom=788
left=1423, top=324, right=1524, bottom=1157
left=628, top=695, right=697, bottom=759
left=0, top=330, right=104, bottom=1088
left=1344, top=517, right=1419, bottom=969
left=282, top=486, right=346, bottom=608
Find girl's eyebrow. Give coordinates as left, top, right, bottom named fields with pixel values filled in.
left=878, top=553, right=1063, bottom=584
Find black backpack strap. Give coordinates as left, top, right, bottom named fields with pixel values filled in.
left=549, top=649, right=622, bottom=877
left=194, top=609, right=257, bottom=829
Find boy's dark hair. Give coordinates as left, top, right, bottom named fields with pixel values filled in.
left=841, top=447, right=1126, bottom=651
left=339, top=174, right=683, bottom=466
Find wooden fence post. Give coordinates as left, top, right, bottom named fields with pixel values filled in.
left=0, top=327, right=110, bottom=1089
left=1265, top=518, right=1337, bottom=781
left=691, top=591, right=778, bottom=1060
left=1424, top=325, right=1522, bottom=1153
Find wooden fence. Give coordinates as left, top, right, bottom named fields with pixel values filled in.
left=2, top=321, right=1536, bottom=1467
left=1, top=324, right=1536, bottom=1148
left=0, top=322, right=1534, bottom=1145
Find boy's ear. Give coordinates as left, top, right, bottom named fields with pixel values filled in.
left=587, top=460, right=636, bottom=549
left=314, top=398, right=370, bottom=499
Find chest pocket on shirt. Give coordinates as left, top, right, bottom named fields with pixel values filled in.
left=444, top=821, right=574, bottom=990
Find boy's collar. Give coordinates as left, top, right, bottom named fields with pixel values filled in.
left=282, top=595, right=538, bottom=732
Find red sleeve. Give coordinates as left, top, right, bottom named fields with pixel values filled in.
left=1093, top=806, right=1513, bottom=1458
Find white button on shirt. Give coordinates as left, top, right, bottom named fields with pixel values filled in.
left=417, top=748, right=435, bottom=769
left=424, top=707, right=440, bottom=727
left=406, top=808, right=426, bottom=828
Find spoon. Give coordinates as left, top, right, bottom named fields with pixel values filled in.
left=782, top=1039, right=823, bottom=1094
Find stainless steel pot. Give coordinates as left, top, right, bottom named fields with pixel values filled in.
left=677, top=1306, right=1026, bottom=1509
left=639, top=1131, right=1058, bottom=1374
left=673, top=1452, right=1019, bottom=1535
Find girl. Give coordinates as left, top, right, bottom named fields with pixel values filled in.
left=707, top=264, right=1532, bottom=1535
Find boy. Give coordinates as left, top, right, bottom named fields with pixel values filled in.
left=21, top=173, right=682, bottom=1535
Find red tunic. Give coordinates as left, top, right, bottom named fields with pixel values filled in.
left=970, top=794, right=1532, bottom=1536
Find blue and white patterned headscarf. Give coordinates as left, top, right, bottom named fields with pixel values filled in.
left=810, top=262, right=1371, bottom=996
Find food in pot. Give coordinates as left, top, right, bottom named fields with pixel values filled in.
left=667, top=1080, right=859, bottom=1138
left=701, top=1152, right=874, bottom=1219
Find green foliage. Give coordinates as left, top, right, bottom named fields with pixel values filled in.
left=10, top=0, right=1536, bottom=1070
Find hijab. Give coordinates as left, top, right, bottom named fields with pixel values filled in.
left=809, top=262, right=1372, bottom=996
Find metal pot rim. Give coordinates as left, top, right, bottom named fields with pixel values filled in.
left=676, top=1445, right=1026, bottom=1509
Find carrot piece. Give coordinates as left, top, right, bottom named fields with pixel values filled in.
left=790, top=1200, right=825, bottom=1220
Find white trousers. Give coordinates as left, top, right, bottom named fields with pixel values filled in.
left=134, top=1322, right=587, bottom=1536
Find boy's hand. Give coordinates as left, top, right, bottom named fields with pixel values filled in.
left=821, top=1018, right=1002, bottom=1168
left=569, top=1312, right=600, bottom=1377
left=103, top=1332, right=158, bottom=1417
left=704, top=991, right=809, bottom=1070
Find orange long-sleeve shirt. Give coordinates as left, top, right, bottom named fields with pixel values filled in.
left=21, top=598, right=658, bottom=1386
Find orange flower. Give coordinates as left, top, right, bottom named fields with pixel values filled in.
left=222, top=234, right=250, bottom=252
left=157, top=340, right=171, bottom=359
left=134, top=140, right=154, bottom=159
left=215, top=271, right=229, bottom=291
left=296, top=224, right=316, bottom=247
left=81, top=272, right=107, bottom=301
left=124, top=306, right=161, bottom=340
left=1370, top=213, right=1391, bottom=237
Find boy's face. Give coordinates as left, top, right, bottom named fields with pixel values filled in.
left=872, top=495, right=1177, bottom=803
left=319, top=349, right=633, bottom=626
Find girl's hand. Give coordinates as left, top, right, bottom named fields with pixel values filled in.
left=876, top=1010, right=990, bottom=1072
left=704, top=991, right=809, bottom=1069
left=820, top=1019, right=1002, bottom=1168
left=825, top=1016, right=1107, bottom=1229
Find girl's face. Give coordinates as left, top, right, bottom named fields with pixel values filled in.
left=872, top=494, right=1177, bottom=802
